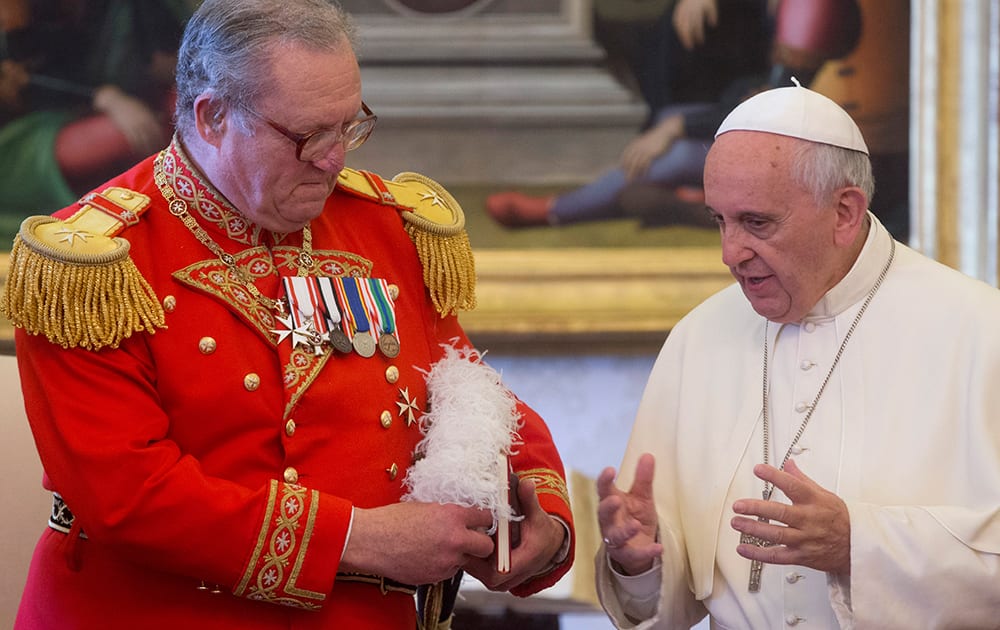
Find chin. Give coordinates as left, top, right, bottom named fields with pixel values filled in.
left=277, top=200, right=327, bottom=225
left=748, top=300, right=793, bottom=323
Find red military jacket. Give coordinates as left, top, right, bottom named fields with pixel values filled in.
left=9, top=140, right=574, bottom=629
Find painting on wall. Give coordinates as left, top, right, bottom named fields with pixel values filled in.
left=340, top=0, right=910, bottom=346
left=0, top=0, right=913, bottom=349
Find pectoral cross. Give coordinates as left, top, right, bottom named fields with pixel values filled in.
left=741, top=516, right=773, bottom=592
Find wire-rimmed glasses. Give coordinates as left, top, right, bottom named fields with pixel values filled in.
left=252, top=101, right=377, bottom=162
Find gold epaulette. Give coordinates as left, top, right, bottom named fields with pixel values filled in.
left=337, top=168, right=476, bottom=316
left=0, top=187, right=166, bottom=350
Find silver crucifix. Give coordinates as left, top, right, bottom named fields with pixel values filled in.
left=741, top=516, right=773, bottom=592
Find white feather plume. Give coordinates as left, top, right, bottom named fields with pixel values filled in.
left=401, top=344, right=523, bottom=525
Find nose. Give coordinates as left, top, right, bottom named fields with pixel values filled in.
left=720, top=226, right=754, bottom=268
left=309, top=143, right=346, bottom=174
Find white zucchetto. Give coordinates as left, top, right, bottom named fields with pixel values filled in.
left=715, top=82, right=869, bottom=155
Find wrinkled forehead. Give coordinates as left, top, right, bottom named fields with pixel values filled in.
left=706, top=131, right=804, bottom=177
left=704, top=131, right=815, bottom=213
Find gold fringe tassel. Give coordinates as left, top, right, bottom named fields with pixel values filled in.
left=0, top=234, right=165, bottom=350
left=405, top=225, right=477, bottom=317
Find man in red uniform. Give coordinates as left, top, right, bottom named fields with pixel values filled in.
left=2, top=1, right=574, bottom=628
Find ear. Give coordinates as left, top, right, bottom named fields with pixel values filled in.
left=192, top=93, right=228, bottom=147
left=832, top=186, right=868, bottom=248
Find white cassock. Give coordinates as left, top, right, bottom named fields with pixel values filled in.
left=596, top=214, right=1000, bottom=629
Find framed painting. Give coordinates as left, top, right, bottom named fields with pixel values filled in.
left=2, top=0, right=941, bottom=352
left=343, top=0, right=734, bottom=350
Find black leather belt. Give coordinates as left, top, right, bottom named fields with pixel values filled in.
left=335, top=571, right=417, bottom=595
left=50, top=494, right=416, bottom=595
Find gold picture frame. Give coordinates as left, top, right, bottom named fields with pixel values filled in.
left=460, top=245, right=731, bottom=350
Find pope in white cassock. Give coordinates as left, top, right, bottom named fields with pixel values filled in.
left=594, top=83, right=1000, bottom=629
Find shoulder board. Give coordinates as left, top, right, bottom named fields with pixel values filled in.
left=72, top=187, right=154, bottom=236
left=336, top=168, right=476, bottom=316
left=0, top=186, right=165, bottom=350
left=337, top=168, right=463, bottom=233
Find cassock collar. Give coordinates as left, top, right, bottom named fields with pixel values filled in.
left=803, top=211, right=894, bottom=321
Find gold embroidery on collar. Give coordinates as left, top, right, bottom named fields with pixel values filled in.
left=164, top=139, right=263, bottom=246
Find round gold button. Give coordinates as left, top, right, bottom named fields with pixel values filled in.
left=385, top=365, right=399, bottom=384
left=385, top=463, right=399, bottom=481
left=380, top=410, right=392, bottom=429
left=283, top=467, right=299, bottom=484
left=285, top=419, right=296, bottom=437
left=244, top=373, right=260, bottom=391
left=198, top=337, right=217, bottom=354
left=163, top=295, right=177, bottom=313
left=388, top=284, right=399, bottom=300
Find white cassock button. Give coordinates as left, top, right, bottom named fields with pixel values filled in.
left=803, top=322, right=816, bottom=333
left=800, top=360, right=815, bottom=371
left=785, top=572, right=804, bottom=584
left=786, top=614, right=804, bottom=626
left=795, top=401, right=809, bottom=413
left=790, top=446, right=807, bottom=455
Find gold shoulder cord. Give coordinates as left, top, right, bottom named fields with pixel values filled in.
left=391, top=172, right=476, bottom=317
left=0, top=189, right=165, bottom=350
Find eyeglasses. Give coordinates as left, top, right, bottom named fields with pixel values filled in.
left=251, top=102, right=377, bottom=162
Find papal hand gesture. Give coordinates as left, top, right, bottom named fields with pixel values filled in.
left=596, top=452, right=663, bottom=575
left=732, top=459, right=851, bottom=575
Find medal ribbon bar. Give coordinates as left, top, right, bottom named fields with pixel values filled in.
left=331, top=278, right=359, bottom=343
left=369, top=278, right=400, bottom=348
left=339, top=277, right=377, bottom=357
left=303, top=277, right=329, bottom=335
left=316, top=277, right=343, bottom=330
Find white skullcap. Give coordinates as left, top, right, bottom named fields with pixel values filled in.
left=715, top=81, right=869, bottom=155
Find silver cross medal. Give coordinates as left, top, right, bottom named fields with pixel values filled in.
left=740, top=489, right=774, bottom=592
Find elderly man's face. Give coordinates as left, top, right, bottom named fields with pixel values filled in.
left=703, top=131, right=847, bottom=323
left=211, top=41, right=362, bottom=233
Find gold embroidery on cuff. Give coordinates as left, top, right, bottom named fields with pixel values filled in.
left=235, top=480, right=326, bottom=609
left=517, top=468, right=570, bottom=507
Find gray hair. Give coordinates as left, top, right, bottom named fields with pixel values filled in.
left=174, top=0, right=357, bottom=137
left=790, top=141, right=876, bottom=208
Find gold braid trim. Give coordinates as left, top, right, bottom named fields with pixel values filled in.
left=392, top=172, right=477, bottom=317
left=517, top=467, right=571, bottom=508
left=420, top=582, right=444, bottom=630
left=0, top=216, right=165, bottom=350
